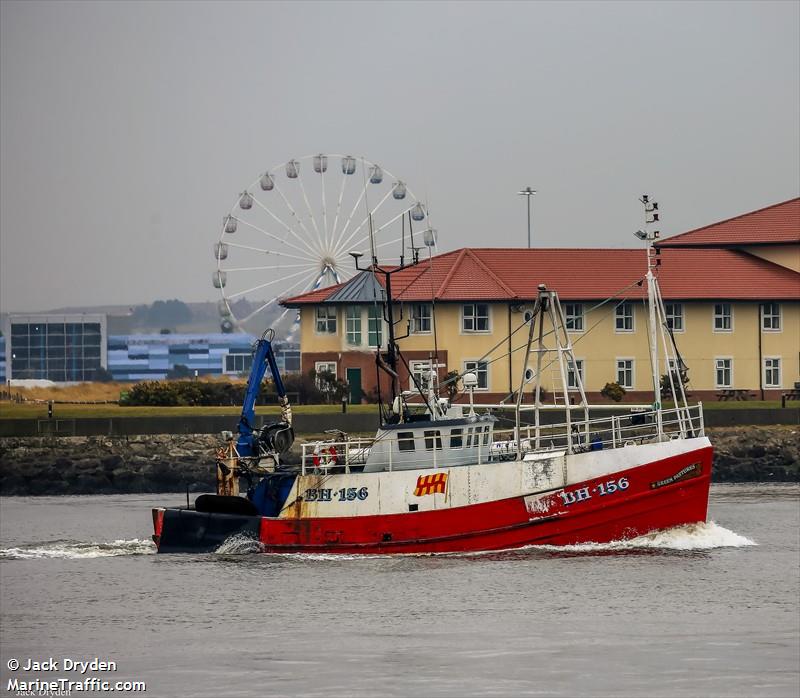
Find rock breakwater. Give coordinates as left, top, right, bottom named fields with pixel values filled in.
left=0, top=426, right=797, bottom=496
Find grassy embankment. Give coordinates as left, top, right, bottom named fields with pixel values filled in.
left=0, top=403, right=376, bottom=419
left=0, top=381, right=379, bottom=419
left=0, top=380, right=796, bottom=420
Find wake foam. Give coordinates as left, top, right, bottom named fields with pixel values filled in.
left=214, top=521, right=756, bottom=558
left=0, top=538, right=156, bottom=560
left=537, top=521, right=756, bottom=553
left=214, top=533, right=265, bottom=555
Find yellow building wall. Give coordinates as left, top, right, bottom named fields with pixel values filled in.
left=744, top=245, right=800, bottom=273
left=297, top=300, right=800, bottom=395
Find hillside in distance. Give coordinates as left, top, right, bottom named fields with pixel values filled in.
left=2, top=299, right=294, bottom=337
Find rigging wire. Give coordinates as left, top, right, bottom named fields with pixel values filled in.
left=437, top=276, right=647, bottom=397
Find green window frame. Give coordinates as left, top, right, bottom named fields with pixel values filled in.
left=346, top=306, right=362, bottom=345
left=368, top=306, right=383, bottom=347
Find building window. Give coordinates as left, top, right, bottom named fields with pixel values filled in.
left=616, top=359, right=634, bottom=389
left=713, top=303, right=732, bottom=332
left=564, top=303, right=584, bottom=332
left=450, top=428, right=463, bottom=448
left=615, top=303, right=634, bottom=332
left=314, top=361, right=337, bottom=389
left=225, top=353, right=253, bottom=373
left=282, top=350, right=301, bottom=373
left=665, top=303, right=684, bottom=332
left=462, top=303, right=490, bottom=332
left=423, top=430, right=443, bottom=451
left=761, top=303, right=781, bottom=331
left=764, top=358, right=781, bottom=388
left=410, top=303, right=432, bottom=334
left=345, top=306, right=361, bottom=345
left=567, top=358, right=584, bottom=390
left=397, top=432, right=416, bottom=452
left=367, top=305, right=382, bottom=346
left=715, top=358, right=732, bottom=388
left=463, top=360, right=488, bottom=390
left=315, top=307, right=337, bottom=334
left=8, top=318, right=104, bottom=382
left=409, top=360, right=431, bottom=391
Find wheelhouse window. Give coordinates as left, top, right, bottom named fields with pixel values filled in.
left=463, top=360, right=488, bottom=390
left=397, top=432, right=416, bottom=452
left=564, top=303, right=584, bottom=332
left=761, top=303, right=781, bottom=331
left=665, top=303, right=684, bottom=332
left=616, top=359, right=634, bottom=389
left=462, top=303, right=490, bottom=332
left=567, top=358, right=584, bottom=390
left=367, top=305, right=382, bottom=346
left=615, top=303, right=634, bottom=332
left=465, top=427, right=474, bottom=448
left=481, top=426, right=490, bottom=446
left=713, top=303, right=732, bottom=332
left=449, top=428, right=463, bottom=448
left=315, top=307, right=337, bottom=334
left=345, top=306, right=361, bottom=345
left=424, top=430, right=443, bottom=451
left=764, top=358, right=781, bottom=388
left=715, top=358, right=732, bottom=388
left=410, top=303, right=432, bottom=334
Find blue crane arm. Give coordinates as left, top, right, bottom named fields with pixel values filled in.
left=236, top=331, right=289, bottom=457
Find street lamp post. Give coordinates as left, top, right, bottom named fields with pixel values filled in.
left=517, top=187, right=536, bottom=248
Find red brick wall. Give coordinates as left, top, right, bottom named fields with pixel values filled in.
left=302, top=350, right=449, bottom=403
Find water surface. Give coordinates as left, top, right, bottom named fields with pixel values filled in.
left=0, top=484, right=797, bottom=697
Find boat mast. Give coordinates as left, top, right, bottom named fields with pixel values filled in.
left=639, top=194, right=664, bottom=439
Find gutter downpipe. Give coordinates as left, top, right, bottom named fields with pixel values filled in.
left=508, top=305, right=513, bottom=399
left=758, top=304, right=764, bottom=401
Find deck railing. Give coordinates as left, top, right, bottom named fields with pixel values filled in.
left=298, top=404, right=705, bottom=475
left=492, top=403, right=704, bottom=458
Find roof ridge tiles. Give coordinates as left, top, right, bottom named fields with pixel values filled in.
left=462, top=248, right=518, bottom=298
left=435, top=248, right=468, bottom=298
left=657, top=197, right=800, bottom=246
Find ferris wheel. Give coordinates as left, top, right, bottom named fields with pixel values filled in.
left=213, top=154, right=434, bottom=335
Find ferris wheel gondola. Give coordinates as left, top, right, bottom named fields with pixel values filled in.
left=213, top=154, right=432, bottom=334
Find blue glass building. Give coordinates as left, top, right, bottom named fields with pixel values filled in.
left=106, top=334, right=300, bottom=381
left=2, top=314, right=299, bottom=383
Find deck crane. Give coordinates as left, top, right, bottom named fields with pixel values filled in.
left=216, top=329, right=294, bottom=498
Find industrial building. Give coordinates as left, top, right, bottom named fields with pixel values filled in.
left=2, top=317, right=300, bottom=383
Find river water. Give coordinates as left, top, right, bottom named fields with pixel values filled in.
left=0, top=484, right=797, bottom=698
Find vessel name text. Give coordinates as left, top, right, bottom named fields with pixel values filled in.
left=304, top=487, right=369, bottom=502
left=559, top=477, right=630, bottom=506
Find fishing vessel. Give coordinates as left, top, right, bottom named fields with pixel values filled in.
left=152, top=196, right=712, bottom=554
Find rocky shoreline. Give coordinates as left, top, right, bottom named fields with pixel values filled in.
left=0, top=426, right=797, bottom=496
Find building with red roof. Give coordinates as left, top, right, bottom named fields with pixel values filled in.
left=283, top=199, right=799, bottom=403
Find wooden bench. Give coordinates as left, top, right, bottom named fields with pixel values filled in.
left=716, top=389, right=756, bottom=401
left=781, top=390, right=800, bottom=407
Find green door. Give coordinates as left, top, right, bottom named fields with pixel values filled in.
left=346, top=368, right=362, bottom=404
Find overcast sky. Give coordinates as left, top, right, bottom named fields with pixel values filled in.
left=1, top=0, right=798, bottom=313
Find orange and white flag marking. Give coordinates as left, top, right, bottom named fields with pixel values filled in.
left=413, top=472, right=448, bottom=496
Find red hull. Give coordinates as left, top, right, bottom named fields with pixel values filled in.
left=254, top=446, right=712, bottom=554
